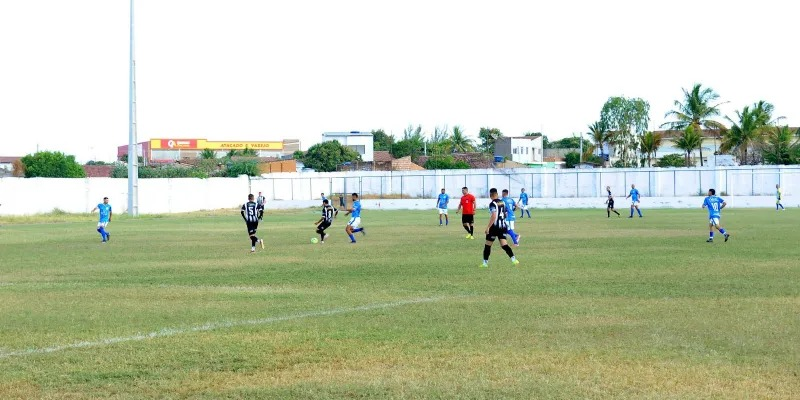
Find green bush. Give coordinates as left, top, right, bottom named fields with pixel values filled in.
left=564, top=152, right=580, bottom=168
left=654, top=154, right=685, bottom=168
left=225, top=159, right=260, bottom=177
left=424, top=156, right=471, bottom=170
left=21, top=151, right=86, bottom=178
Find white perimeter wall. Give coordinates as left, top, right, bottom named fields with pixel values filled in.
left=0, top=166, right=798, bottom=215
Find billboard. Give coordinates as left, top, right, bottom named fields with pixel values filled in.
left=150, top=139, right=283, bottom=151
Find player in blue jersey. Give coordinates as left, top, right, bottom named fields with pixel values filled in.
left=702, top=188, right=730, bottom=243
left=501, top=189, right=520, bottom=246
left=517, top=188, right=531, bottom=218
left=344, top=193, right=365, bottom=243
left=435, top=188, right=450, bottom=226
left=91, top=197, right=112, bottom=243
left=625, top=184, right=643, bottom=218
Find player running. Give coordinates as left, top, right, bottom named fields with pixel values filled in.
left=517, top=188, right=531, bottom=218
left=241, top=194, right=265, bottom=253
left=605, top=186, right=621, bottom=218
left=91, top=197, right=112, bottom=243
left=456, top=187, right=477, bottom=239
left=313, top=199, right=338, bottom=244
left=481, top=188, right=519, bottom=268
left=501, top=189, right=520, bottom=246
left=702, top=188, right=730, bottom=243
left=626, top=184, right=643, bottom=218
left=776, top=184, right=785, bottom=211
left=436, top=188, right=450, bottom=226
left=344, top=193, right=365, bottom=243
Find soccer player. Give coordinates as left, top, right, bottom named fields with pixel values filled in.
left=481, top=188, right=519, bottom=268
left=501, top=189, right=520, bottom=246
left=344, top=193, right=365, bottom=243
left=256, top=192, right=266, bottom=220
left=626, top=184, right=643, bottom=218
left=313, top=199, right=338, bottom=243
left=91, top=197, right=112, bottom=243
left=605, top=186, right=621, bottom=218
left=241, top=194, right=265, bottom=253
left=702, top=188, right=730, bottom=243
left=776, top=184, right=785, bottom=211
left=321, top=193, right=327, bottom=202
left=456, top=186, right=476, bottom=239
left=517, top=188, right=531, bottom=218
left=436, top=188, right=450, bottom=226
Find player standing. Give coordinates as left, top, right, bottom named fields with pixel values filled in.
left=91, top=197, right=112, bottom=243
left=344, top=193, right=366, bottom=243
left=501, top=189, right=520, bottom=246
left=456, top=187, right=476, bottom=239
left=605, top=186, right=621, bottom=218
left=626, top=184, right=643, bottom=218
left=481, top=188, right=519, bottom=268
left=702, top=188, right=730, bottom=243
left=776, top=184, right=785, bottom=211
left=256, top=192, right=266, bottom=220
left=436, top=188, right=450, bottom=226
left=517, top=188, right=531, bottom=218
left=313, top=199, right=338, bottom=243
left=241, top=194, right=265, bottom=253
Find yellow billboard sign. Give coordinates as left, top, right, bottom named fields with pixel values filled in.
left=150, top=139, right=283, bottom=151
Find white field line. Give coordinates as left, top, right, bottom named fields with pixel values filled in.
left=0, top=296, right=446, bottom=359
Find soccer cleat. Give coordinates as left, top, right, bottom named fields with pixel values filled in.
left=105, top=233, right=110, bottom=242
left=514, top=235, right=521, bottom=247
left=628, top=216, right=633, bottom=218
left=250, top=248, right=256, bottom=253
left=469, top=235, right=475, bottom=240
left=480, top=262, right=488, bottom=268
left=323, top=234, right=329, bottom=242
left=360, top=228, right=366, bottom=236
left=724, top=233, right=730, bottom=242
left=511, top=259, right=520, bottom=266
left=465, top=234, right=472, bottom=239
left=706, top=238, right=713, bottom=243
left=260, top=239, right=265, bottom=249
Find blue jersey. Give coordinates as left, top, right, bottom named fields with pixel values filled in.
left=629, top=188, right=640, bottom=202
left=519, top=192, right=529, bottom=205
left=351, top=200, right=361, bottom=218
left=97, top=203, right=112, bottom=222
left=703, top=196, right=725, bottom=218
left=437, top=193, right=450, bottom=209
left=501, top=196, right=516, bottom=221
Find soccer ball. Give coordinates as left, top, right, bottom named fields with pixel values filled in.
left=310, top=237, right=319, bottom=244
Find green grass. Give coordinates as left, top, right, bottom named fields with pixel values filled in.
left=1, top=208, right=799, bottom=399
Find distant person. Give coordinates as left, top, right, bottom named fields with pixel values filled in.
left=702, top=188, right=730, bottom=243
left=776, top=184, right=785, bottom=211
left=344, top=193, right=366, bottom=243
left=501, top=189, right=520, bottom=246
left=626, top=184, right=643, bottom=218
left=456, top=186, right=476, bottom=239
left=321, top=193, right=327, bottom=202
left=436, top=188, right=450, bottom=226
left=91, top=197, right=112, bottom=243
left=481, top=188, right=519, bottom=268
left=605, top=186, right=621, bottom=218
left=241, top=194, right=264, bottom=253
left=339, top=193, right=346, bottom=208
left=313, top=199, right=338, bottom=244
left=517, top=188, right=531, bottom=218
left=256, top=192, right=266, bottom=220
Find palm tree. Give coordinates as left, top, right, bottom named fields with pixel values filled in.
left=661, top=84, right=726, bottom=167
left=639, top=131, right=663, bottom=167
left=240, top=146, right=258, bottom=157
left=675, top=126, right=702, bottom=166
left=721, top=103, right=774, bottom=165
left=449, top=126, right=475, bottom=152
left=762, top=126, right=799, bottom=165
left=200, top=149, right=216, bottom=159
left=587, top=121, right=608, bottom=158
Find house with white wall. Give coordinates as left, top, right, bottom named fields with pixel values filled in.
left=321, top=131, right=374, bottom=162
left=494, top=136, right=543, bottom=164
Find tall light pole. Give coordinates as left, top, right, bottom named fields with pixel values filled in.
left=127, top=0, right=139, bottom=216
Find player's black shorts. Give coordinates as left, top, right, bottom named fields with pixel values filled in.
left=607, top=200, right=615, bottom=208
left=461, top=214, right=474, bottom=224
left=485, top=227, right=507, bottom=241
left=317, top=221, right=331, bottom=232
left=246, top=221, right=259, bottom=235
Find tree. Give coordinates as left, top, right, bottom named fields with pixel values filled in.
left=547, top=136, right=591, bottom=149
left=301, top=141, right=362, bottom=172
left=762, top=126, right=800, bottom=165
left=661, top=84, right=726, bottom=166
left=226, top=149, right=239, bottom=158
left=428, top=125, right=452, bottom=155
left=240, top=146, right=258, bottom=157
left=564, top=151, right=581, bottom=168
left=600, top=96, right=651, bottom=167
left=478, top=127, right=503, bottom=154
left=225, top=159, right=260, bottom=177
left=423, top=155, right=470, bottom=169
left=674, top=126, right=702, bottom=166
left=654, top=153, right=686, bottom=167
left=450, top=126, right=475, bottom=152
left=200, top=149, right=216, bottom=159
left=292, top=150, right=304, bottom=160
left=639, top=131, right=663, bottom=167
left=391, top=125, right=425, bottom=159
left=721, top=103, right=774, bottom=165
left=20, top=151, right=86, bottom=178
left=587, top=121, right=609, bottom=157
left=525, top=132, right=550, bottom=148
left=372, top=129, right=394, bottom=151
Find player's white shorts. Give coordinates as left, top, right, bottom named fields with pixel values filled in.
left=438, top=208, right=448, bottom=215
left=709, top=217, right=720, bottom=226
left=347, top=217, right=361, bottom=229
left=97, top=221, right=109, bottom=228
left=507, top=220, right=515, bottom=230
left=519, top=204, right=528, bottom=210
left=631, top=201, right=640, bottom=206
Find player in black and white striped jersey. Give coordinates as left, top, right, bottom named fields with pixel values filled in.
left=313, top=199, right=338, bottom=243
left=481, top=188, right=519, bottom=268
left=241, top=194, right=264, bottom=253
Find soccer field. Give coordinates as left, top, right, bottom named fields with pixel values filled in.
left=1, top=208, right=799, bottom=399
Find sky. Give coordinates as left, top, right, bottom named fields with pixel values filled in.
left=0, top=0, right=796, bottom=162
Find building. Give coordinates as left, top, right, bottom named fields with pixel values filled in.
left=494, top=136, right=544, bottom=164
left=321, top=131, right=374, bottom=162
left=117, top=138, right=300, bottom=163
left=0, top=156, right=21, bottom=177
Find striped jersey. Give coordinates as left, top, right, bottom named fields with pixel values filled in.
left=322, top=204, right=337, bottom=223
left=488, top=199, right=508, bottom=229
left=241, top=201, right=263, bottom=222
